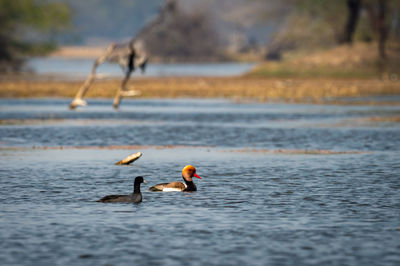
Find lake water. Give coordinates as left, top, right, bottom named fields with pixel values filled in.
left=0, top=99, right=399, bottom=266
left=27, top=58, right=255, bottom=79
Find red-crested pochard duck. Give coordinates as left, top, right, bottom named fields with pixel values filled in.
left=148, top=165, right=202, bottom=192
left=97, top=176, right=147, bottom=203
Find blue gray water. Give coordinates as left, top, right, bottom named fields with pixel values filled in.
left=0, top=99, right=399, bottom=266
left=27, top=58, right=255, bottom=79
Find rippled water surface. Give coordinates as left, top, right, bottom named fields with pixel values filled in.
left=1, top=99, right=399, bottom=266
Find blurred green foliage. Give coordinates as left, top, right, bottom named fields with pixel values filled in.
left=0, top=0, right=71, bottom=72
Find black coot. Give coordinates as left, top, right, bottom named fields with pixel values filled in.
left=97, top=176, right=147, bottom=203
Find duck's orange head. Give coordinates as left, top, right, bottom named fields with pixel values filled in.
left=182, top=165, right=202, bottom=180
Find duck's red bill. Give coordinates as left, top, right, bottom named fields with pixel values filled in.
left=194, top=173, right=202, bottom=179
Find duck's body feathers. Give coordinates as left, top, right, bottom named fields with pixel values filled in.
left=149, top=182, right=187, bottom=192
left=148, top=183, right=170, bottom=191
left=97, top=193, right=142, bottom=203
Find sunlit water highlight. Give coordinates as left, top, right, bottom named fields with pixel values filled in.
left=0, top=99, right=399, bottom=266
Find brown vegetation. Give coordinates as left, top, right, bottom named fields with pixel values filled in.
left=0, top=75, right=399, bottom=104
left=0, top=145, right=368, bottom=155
left=225, top=148, right=369, bottom=155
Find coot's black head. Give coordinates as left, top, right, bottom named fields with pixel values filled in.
left=134, top=176, right=147, bottom=185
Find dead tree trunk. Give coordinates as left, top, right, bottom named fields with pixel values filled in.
left=69, top=0, right=175, bottom=110
left=341, top=0, right=362, bottom=44
left=377, top=0, right=388, bottom=59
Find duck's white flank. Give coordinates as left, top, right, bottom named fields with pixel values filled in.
left=163, top=183, right=187, bottom=192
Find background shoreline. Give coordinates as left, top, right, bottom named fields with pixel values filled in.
left=1, top=76, right=399, bottom=105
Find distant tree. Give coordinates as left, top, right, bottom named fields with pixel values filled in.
left=140, top=0, right=221, bottom=60
left=341, top=0, right=362, bottom=44
left=363, top=0, right=389, bottom=58
left=260, top=0, right=399, bottom=60
left=0, top=0, right=71, bottom=72
left=264, top=0, right=348, bottom=60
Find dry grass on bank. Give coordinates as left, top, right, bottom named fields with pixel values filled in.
left=1, top=43, right=400, bottom=104
left=0, top=76, right=399, bottom=104
left=248, top=42, right=400, bottom=78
